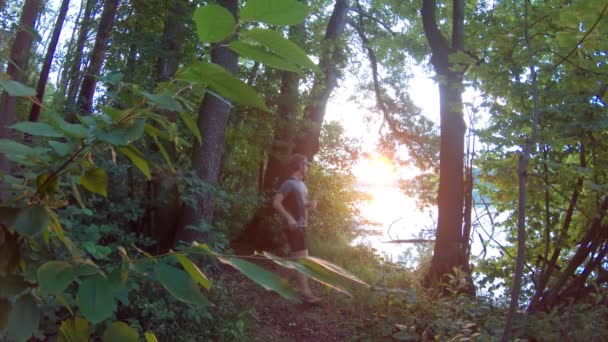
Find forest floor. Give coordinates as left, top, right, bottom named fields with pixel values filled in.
left=216, top=254, right=367, bottom=342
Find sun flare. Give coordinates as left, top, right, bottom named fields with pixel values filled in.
left=354, top=155, right=397, bottom=185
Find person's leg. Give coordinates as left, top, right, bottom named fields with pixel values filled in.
left=291, top=249, right=316, bottom=299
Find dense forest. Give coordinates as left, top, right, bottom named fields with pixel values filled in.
left=1, top=0, right=607, bottom=340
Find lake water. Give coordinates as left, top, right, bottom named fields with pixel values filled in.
left=354, top=184, right=437, bottom=263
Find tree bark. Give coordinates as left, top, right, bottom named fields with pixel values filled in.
left=29, top=0, right=71, bottom=122
left=262, top=24, right=305, bottom=192
left=502, top=1, right=541, bottom=339
left=156, top=0, right=189, bottom=83
left=421, top=0, right=469, bottom=284
left=292, top=0, right=349, bottom=160
left=66, top=0, right=96, bottom=108
left=0, top=0, right=41, bottom=187
left=76, top=0, right=119, bottom=114
left=56, top=0, right=85, bottom=101
left=173, top=0, right=238, bottom=246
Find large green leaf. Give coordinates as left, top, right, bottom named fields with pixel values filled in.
left=228, top=41, right=303, bottom=73
left=217, top=256, right=297, bottom=300
left=76, top=276, right=116, bottom=324
left=7, top=294, right=40, bottom=342
left=144, top=332, right=159, bottom=342
left=119, top=146, right=151, bottom=180
left=176, top=254, right=212, bottom=290
left=0, top=79, right=36, bottom=97
left=48, top=112, right=89, bottom=138
left=140, top=91, right=183, bottom=112
left=153, top=263, right=209, bottom=306
left=194, top=4, right=236, bottom=43
left=37, top=261, right=76, bottom=293
left=179, top=112, right=202, bottom=144
left=58, top=318, right=90, bottom=342
left=179, top=61, right=267, bottom=110
left=11, top=122, right=63, bottom=137
left=261, top=252, right=358, bottom=296
left=0, top=139, right=34, bottom=157
left=241, top=0, right=309, bottom=25
left=102, top=322, right=138, bottom=342
left=241, top=28, right=318, bottom=72
left=79, top=167, right=108, bottom=197
left=96, top=119, right=145, bottom=146
left=49, top=141, right=75, bottom=157
left=12, top=205, right=51, bottom=236
left=302, top=256, right=369, bottom=287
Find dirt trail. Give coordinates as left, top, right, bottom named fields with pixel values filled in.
left=217, top=258, right=362, bottom=342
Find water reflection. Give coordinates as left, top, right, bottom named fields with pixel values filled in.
left=354, top=183, right=436, bottom=262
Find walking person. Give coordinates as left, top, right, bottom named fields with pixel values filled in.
left=273, top=153, right=321, bottom=304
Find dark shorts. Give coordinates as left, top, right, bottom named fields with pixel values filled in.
left=286, top=226, right=307, bottom=253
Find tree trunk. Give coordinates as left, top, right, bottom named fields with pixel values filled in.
left=66, top=0, right=96, bottom=108
left=262, top=24, right=305, bottom=192
left=156, top=0, right=189, bottom=83
left=0, top=0, right=41, bottom=188
left=421, top=0, right=469, bottom=284
left=292, top=0, right=349, bottom=160
left=29, top=0, right=71, bottom=122
left=150, top=0, right=191, bottom=252
left=56, top=0, right=85, bottom=102
left=173, top=0, right=238, bottom=246
left=76, top=0, right=118, bottom=114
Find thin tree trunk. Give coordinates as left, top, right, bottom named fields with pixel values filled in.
left=57, top=0, right=85, bottom=101
left=502, top=1, right=540, bottom=339
left=292, top=0, right=349, bottom=160
left=173, top=0, right=238, bottom=246
left=66, top=0, right=96, bottom=108
left=0, top=0, right=41, bottom=189
left=76, top=0, right=118, bottom=114
left=421, top=0, right=468, bottom=284
left=29, top=0, right=71, bottom=122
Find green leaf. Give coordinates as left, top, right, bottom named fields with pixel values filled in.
left=76, top=276, right=116, bottom=324
left=37, top=261, right=76, bottom=293
left=48, top=112, right=89, bottom=138
left=36, top=172, right=59, bottom=197
left=11, top=122, right=63, bottom=137
left=0, top=79, right=36, bottom=97
left=58, top=318, right=90, bottom=342
left=302, top=256, right=369, bottom=287
left=153, top=138, right=175, bottom=173
left=79, top=167, right=108, bottom=197
left=180, top=61, right=267, bottom=110
left=217, top=256, right=297, bottom=300
left=49, top=141, right=75, bottom=156
left=0, top=139, right=34, bottom=157
left=141, top=91, right=183, bottom=112
left=153, top=263, right=209, bottom=306
left=241, top=28, right=318, bottom=72
left=102, top=322, right=138, bottom=342
left=228, top=41, right=303, bottom=73
left=7, top=294, right=40, bottom=342
left=194, top=4, right=236, bottom=43
left=119, top=146, right=151, bottom=180
left=179, top=112, right=202, bottom=144
left=13, top=205, right=51, bottom=236
left=176, top=254, right=212, bottom=290
left=241, top=0, right=309, bottom=25
left=144, top=332, right=159, bottom=342
left=96, top=119, right=145, bottom=146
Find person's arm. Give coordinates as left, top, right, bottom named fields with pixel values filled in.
left=273, top=193, right=297, bottom=229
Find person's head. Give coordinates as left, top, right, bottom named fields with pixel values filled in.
left=287, top=153, right=311, bottom=178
